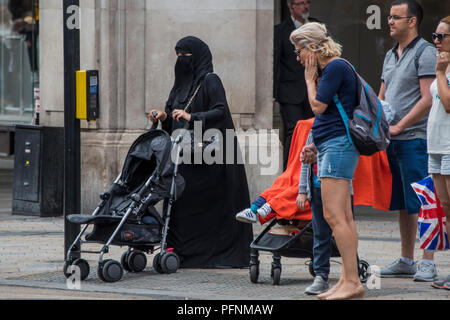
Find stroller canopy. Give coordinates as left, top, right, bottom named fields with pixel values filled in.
left=120, top=129, right=184, bottom=199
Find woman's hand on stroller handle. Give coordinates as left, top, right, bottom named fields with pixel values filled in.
left=149, top=109, right=167, bottom=123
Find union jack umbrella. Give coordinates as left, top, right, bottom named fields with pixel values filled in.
left=411, top=176, right=449, bottom=251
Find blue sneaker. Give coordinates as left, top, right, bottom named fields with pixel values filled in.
left=235, top=208, right=257, bottom=224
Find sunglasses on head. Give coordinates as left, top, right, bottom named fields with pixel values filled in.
left=432, top=33, right=450, bottom=42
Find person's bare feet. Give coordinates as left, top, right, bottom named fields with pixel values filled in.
left=325, top=281, right=364, bottom=300
left=317, top=277, right=343, bottom=300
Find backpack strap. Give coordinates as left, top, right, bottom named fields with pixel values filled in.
left=333, top=94, right=353, bottom=145
left=333, top=58, right=357, bottom=145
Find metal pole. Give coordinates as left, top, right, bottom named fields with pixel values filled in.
left=63, top=0, right=80, bottom=260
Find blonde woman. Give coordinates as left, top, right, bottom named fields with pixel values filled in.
left=291, top=22, right=363, bottom=300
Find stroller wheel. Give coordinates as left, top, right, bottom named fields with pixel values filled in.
left=161, top=252, right=180, bottom=274
left=73, top=258, right=90, bottom=280
left=101, top=260, right=123, bottom=283
left=63, top=259, right=90, bottom=281
left=121, top=251, right=132, bottom=272
left=249, top=264, right=259, bottom=283
left=152, top=253, right=164, bottom=274
left=271, top=267, right=281, bottom=286
left=128, top=251, right=147, bottom=273
left=308, top=260, right=315, bottom=277
left=63, top=260, right=74, bottom=278
left=358, top=260, right=370, bottom=283
left=97, top=259, right=111, bottom=282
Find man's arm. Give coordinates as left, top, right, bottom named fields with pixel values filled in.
left=389, top=77, right=434, bottom=136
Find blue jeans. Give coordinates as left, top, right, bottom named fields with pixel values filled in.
left=310, top=185, right=332, bottom=280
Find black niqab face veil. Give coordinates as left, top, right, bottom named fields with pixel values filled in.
left=168, top=36, right=214, bottom=110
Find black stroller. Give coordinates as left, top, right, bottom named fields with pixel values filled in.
left=249, top=219, right=370, bottom=285
left=63, top=120, right=186, bottom=283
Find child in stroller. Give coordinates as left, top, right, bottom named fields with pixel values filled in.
left=63, top=119, right=187, bottom=283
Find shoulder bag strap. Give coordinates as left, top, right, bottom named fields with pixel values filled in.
left=184, top=72, right=213, bottom=113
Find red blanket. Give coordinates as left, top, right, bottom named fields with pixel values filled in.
left=259, top=119, right=392, bottom=224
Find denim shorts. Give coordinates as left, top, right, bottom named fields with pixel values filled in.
left=316, top=135, right=360, bottom=181
left=429, top=154, right=450, bottom=175
left=387, top=139, right=428, bottom=215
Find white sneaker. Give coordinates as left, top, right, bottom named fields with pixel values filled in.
left=257, top=203, right=272, bottom=219
left=235, top=208, right=257, bottom=224
left=414, top=260, right=438, bottom=282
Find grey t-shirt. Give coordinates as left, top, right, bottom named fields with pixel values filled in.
left=381, top=37, right=437, bottom=140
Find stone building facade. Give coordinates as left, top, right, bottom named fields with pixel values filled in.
left=35, top=0, right=448, bottom=213
left=40, top=0, right=279, bottom=212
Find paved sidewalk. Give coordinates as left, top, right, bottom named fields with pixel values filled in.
left=0, top=208, right=449, bottom=300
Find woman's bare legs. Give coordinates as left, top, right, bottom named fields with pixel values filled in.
left=317, top=178, right=363, bottom=300
left=318, top=187, right=358, bottom=299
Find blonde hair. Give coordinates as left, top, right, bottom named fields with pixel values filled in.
left=441, top=16, right=450, bottom=29
left=290, top=22, right=342, bottom=58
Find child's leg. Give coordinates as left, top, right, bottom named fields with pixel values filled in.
left=251, top=196, right=266, bottom=213
left=236, top=196, right=266, bottom=224
left=310, top=186, right=332, bottom=280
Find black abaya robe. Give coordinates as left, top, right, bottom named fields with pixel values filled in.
left=161, top=37, right=253, bottom=268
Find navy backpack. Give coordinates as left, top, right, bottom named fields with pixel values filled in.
left=334, top=59, right=391, bottom=156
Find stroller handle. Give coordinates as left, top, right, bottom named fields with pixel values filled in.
left=150, top=111, right=159, bottom=130
left=150, top=112, right=190, bottom=131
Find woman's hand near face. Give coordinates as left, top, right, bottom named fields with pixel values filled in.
left=304, top=52, right=318, bottom=85
left=172, top=109, right=191, bottom=122
left=436, top=52, right=450, bottom=74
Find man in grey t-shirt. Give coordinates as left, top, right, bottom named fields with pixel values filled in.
left=378, top=0, right=437, bottom=281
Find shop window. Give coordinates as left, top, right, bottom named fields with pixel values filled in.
left=0, top=0, right=38, bottom=124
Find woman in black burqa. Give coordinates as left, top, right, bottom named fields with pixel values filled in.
left=149, top=36, right=253, bottom=268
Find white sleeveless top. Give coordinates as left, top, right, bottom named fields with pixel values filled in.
left=427, top=72, right=450, bottom=154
